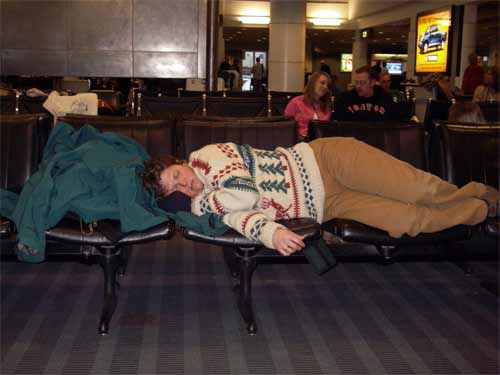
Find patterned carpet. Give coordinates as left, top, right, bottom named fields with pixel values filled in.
left=1, top=235, right=499, bottom=375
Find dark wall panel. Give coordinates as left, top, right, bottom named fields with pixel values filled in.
left=70, top=0, right=132, bottom=51
left=69, top=51, right=133, bottom=77
left=134, top=52, right=197, bottom=78
left=0, top=0, right=207, bottom=78
left=2, top=50, right=68, bottom=76
left=1, top=1, right=68, bottom=50
left=134, top=0, right=199, bottom=52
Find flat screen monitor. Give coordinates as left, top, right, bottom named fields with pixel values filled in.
left=386, top=62, right=403, bottom=75
left=415, top=7, right=453, bottom=74
left=340, top=53, right=353, bottom=73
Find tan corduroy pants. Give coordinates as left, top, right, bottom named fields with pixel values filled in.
left=309, top=137, right=488, bottom=238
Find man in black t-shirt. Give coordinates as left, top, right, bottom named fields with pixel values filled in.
left=332, top=65, right=394, bottom=121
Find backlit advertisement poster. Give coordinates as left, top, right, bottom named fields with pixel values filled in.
left=415, top=8, right=452, bottom=73
left=340, top=53, right=353, bottom=72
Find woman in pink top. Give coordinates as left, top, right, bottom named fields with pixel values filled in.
left=285, top=71, right=332, bottom=141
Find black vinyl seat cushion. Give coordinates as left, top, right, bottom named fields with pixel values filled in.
left=183, top=218, right=321, bottom=248
left=323, top=218, right=471, bottom=246
left=45, top=216, right=175, bottom=246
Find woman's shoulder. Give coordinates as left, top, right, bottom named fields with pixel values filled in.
left=288, top=95, right=304, bottom=105
left=288, top=95, right=305, bottom=104
left=189, top=142, right=240, bottom=161
left=285, top=95, right=305, bottom=114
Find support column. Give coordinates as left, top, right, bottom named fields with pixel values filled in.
left=406, top=15, right=416, bottom=79
left=456, top=3, right=477, bottom=88
left=268, top=0, right=306, bottom=92
left=206, top=0, right=220, bottom=91
left=351, top=30, right=368, bottom=81
left=305, top=37, right=313, bottom=74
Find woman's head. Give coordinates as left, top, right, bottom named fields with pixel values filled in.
left=143, top=156, right=204, bottom=198
left=304, top=71, right=332, bottom=112
left=448, top=101, right=486, bottom=124
left=484, top=66, right=499, bottom=92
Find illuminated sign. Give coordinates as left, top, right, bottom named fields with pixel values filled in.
left=340, top=53, right=353, bottom=72
left=415, top=7, right=452, bottom=74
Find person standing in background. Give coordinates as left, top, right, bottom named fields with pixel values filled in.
left=251, top=58, right=265, bottom=94
left=462, top=53, right=484, bottom=96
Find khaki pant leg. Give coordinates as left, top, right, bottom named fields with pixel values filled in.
left=328, top=187, right=488, bottom=238
left=310, top=137, right=488, bottom=205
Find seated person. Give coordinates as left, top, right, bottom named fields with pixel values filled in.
left=332, top=65, right=394, bottom=122
left=448, top=101, right=486, bottom=123
left=143, top=139, right=498, bottom=256
left=473, top=66, right=500, bottom=102
left=379, top=72, right=406, bottom=103
left=285, top=71, right=332, bottom=141
left=218, top=56, right=239, bottom=90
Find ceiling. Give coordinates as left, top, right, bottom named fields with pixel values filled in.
left=224, top=20, right=409, bottom=56
left=224, top=1, right=498, bottom=58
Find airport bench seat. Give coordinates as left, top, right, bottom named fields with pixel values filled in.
left=183, top=218, right=321, bottom=335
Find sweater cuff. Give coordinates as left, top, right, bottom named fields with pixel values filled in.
left=259, top=221, right=286, bottom=250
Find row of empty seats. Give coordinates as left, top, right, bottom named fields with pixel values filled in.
left=2, top=89, right=419, bottom=120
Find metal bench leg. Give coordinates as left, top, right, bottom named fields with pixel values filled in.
left=118, top=245, right=132, bottom=276
left=97, top=245, right=120, bottom=335
left=236, top=247, right=258, bottom=335
left=377, top=245, right=395, bottom=265
left=223, top=246, right=240, bottom=279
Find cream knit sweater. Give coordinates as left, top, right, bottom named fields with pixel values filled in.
left=189, top=142, right=325, bottom=249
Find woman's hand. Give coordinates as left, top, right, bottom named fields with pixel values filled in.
left=272, top=228, right=306, bottom=256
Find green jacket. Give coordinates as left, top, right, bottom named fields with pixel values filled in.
left=0, top=122, right=227, bottom=262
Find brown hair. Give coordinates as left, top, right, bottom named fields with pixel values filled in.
left=303, top=71, right=332, bottom=112
left=448, top=102, right=486, bottom=124
left=355, top=65, right=379, bottom=80
left=485, top=66, right=500, bottom=93
left=142, top=155, right=183, bottom=198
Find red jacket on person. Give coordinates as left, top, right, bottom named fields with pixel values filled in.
left=462, top=64, right=484, bottom=95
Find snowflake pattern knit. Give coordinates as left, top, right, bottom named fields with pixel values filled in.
left=189, top=142, right=325, bottom=249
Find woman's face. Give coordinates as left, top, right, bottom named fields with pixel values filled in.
left=314, top=75, right=329, bottom=100
left=159, top=164, right=204, bottom=198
